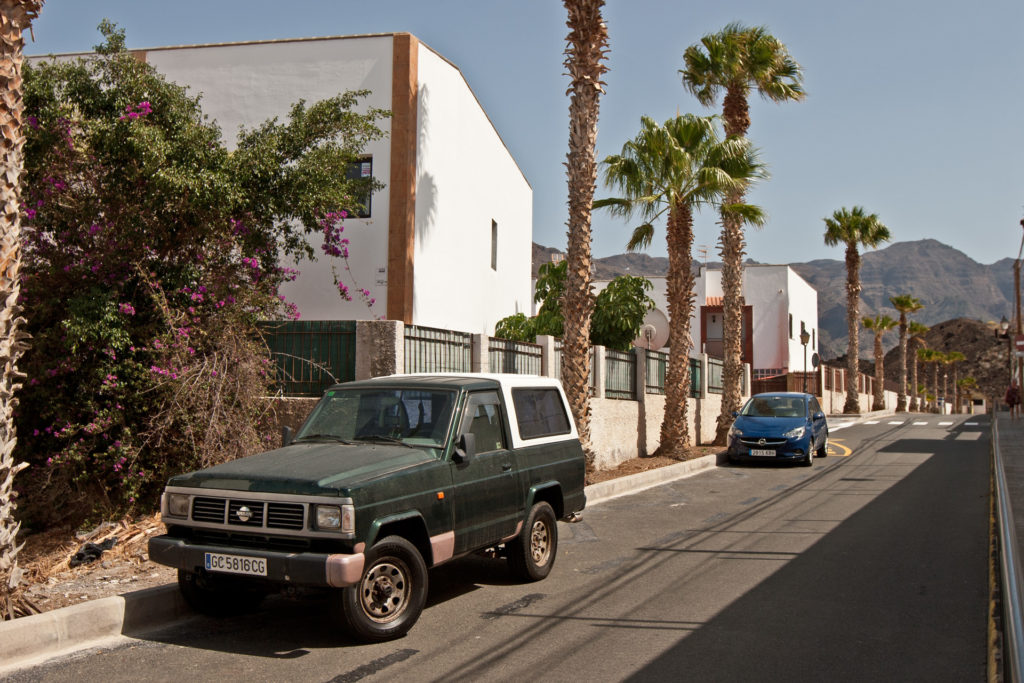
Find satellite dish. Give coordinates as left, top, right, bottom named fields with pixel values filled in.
left=634, top=309, right=670, bottom=350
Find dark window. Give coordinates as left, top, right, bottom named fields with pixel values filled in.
left=491, top=220, right=498, bottom=271
left=788, top=314, right=793, bottom=339
left=345, top=157, right=373, bottom=218
left=512, top=388, right=571, bottom=439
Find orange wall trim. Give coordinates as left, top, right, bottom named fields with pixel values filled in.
left=387, top=33, right=418, bottom=324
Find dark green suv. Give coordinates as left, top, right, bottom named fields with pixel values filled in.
left=149, top=373, right=586, bottom=641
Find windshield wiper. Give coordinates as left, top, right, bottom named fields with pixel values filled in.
left=295, top=433, right=353, bottom=444
left=353, top=435, right=415, bottom=448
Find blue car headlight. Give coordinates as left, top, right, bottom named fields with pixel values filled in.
left=728, top=424, right=743, bottom=439
left=783, top=425, right=806, bottom=439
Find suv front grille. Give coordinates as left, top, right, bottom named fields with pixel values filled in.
left=188, top=496, right=307, bottom=531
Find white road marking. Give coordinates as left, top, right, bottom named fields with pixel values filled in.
left=888, top=421, right=904, bottom=425
left=865, top=420, right=880, bottom=425
left=939, top=421, right=953, bottom=426
left=913, top=421, right=928, bottom=426
left=965, top=422, right=979, bottom=426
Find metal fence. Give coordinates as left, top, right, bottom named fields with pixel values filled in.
left=488, top=338, right=542, bottom=375
left=257, top=320, right=356, bottom=397
left=404, top=324, right=472, bottom=373
left=605, top=349, right=637, bottom=400
left=646, top=350, right=667, bottom=395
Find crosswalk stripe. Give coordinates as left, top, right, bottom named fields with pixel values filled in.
left=888, top=421, right=904, bottom=425
left=939, top=421, right=953, bottom=426
left=913, top=421, right=928, bottom=425
left=965, top=422, right=979, bottom=426
left=865, top=420, right=879, bottom=424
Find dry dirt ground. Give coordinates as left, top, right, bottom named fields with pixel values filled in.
left=12, top=446, right=721, bottom=619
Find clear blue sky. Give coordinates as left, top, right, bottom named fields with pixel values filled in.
left=28, top=0, right=1024, bottom=266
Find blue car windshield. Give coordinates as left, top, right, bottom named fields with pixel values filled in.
left=295, top=387, right=457, bottom=449
left=740, top=396, right=807, bottom=418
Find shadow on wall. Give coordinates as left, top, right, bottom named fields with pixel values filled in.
left=416, top=83, right=438, bottom=244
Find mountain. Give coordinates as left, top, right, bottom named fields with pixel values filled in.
left=789, top=239, right=1014, bottom=358
left=533, top=239, right=1016, bottom=360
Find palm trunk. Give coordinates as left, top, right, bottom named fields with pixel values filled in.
left=931, top=363, right=939, bottom=413
left=896, top=315, right=907, bottom=411
left=659, top=200, right=695, bottom=456
left=713, top=84, right=750, bottom=445
left=0, top=0, right=41, bottom=621
left=713, top=188, right=745, bottom=445
left=843, top=243, right=861, bottom=413
left=909, top=342, right=919, bottom=411
left=560, top=0, right=608, bottom=464
left=872, top=331, right=884, bottom=410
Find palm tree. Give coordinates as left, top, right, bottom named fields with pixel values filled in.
left=889, top=294, right=924, bottom=412
left=823, top=207, right=891, bottom=413
left=907, top=321, right=929, bottom=411
left=681, top=23, right=804, bottom=445
left=560, top=0, right=609, bottom=462
left=918, top=348, right=942, bottom=413
left=946, top=351, right=966, bottom=413
left=958, top=376, right=978, bottom=413
left=596, top=114, right=764, bottom=457
left=0, top=0, right=43, bottom=621
left=862, top=315, right=896, bottom=411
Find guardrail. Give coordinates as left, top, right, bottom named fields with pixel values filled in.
left=993, top=419, right=1024, bottom=681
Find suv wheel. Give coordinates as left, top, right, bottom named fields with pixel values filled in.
left=333, top=535, right=427, bottom=642
left=508, top=501, right=558, bottom=581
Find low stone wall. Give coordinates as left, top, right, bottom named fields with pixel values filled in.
left=589, top=393, right=725, bottom=470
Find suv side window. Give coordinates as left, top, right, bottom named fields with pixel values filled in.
left=512, top=387, right=571, bottom=439
left=460, top=391, right=506, bottom=453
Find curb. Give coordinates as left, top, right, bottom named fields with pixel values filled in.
left=584, top=452, right=722, bottom=506
left=0, top=583, right=190, bottom=674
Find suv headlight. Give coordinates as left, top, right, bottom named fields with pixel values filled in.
left=316, top=504, right=355, bottom=533
left=728, top=424, right=742, bottom=439
left=783, top=425, right=806, bottom=439
left=166, top=493, right=190, bottom=518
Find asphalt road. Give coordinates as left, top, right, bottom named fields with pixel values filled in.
left=10, top=414, right=990, bottom=682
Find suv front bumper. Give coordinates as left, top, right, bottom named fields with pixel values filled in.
left=148, top=535, right=365, bottom=587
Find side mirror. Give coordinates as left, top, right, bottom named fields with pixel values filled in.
left=282, top=426, right=295, bottom=447
left=812, top=411, right=825, bottom=421
left=454, top=433, right=476, bottom=463
left=731, top=411, right=739, bottom=418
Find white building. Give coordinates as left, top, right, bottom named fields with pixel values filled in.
left=592, top=264, right=819, bottom=377
left=117, top=33, right=533, bottom=334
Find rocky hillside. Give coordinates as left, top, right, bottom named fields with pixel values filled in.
left=534, top=239, right=1017, bottom=361
left=868, top=318, right=1011, bottom=404
left=790, top=239, right=1014, bottom=358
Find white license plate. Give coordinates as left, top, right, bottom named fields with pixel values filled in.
left=750, top=449, right=776, bottom=457
left=204, top=552, right=267, bottom=577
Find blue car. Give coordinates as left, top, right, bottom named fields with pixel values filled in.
left=727, top=392, right=829, bottom=466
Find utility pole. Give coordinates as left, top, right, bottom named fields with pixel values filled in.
left=1017, top=218, right=1024, bottom=390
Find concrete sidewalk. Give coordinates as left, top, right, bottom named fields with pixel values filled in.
left=0, top=406, right=906, bottom=675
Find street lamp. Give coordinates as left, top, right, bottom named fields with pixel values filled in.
left=800, top=327, right=810, bottom=393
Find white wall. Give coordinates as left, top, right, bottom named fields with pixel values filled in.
left=146, top=36, right=395, bottom=321
left=593, top=265, right=820, bottom=373
left=784, top=267, right=820, bottom=373
left=412, top=45, right=532, bottom=334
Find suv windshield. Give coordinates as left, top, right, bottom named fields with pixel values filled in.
left=295, top=387, right=457, bottom=450
left=740, top=395, right=807, bottom=418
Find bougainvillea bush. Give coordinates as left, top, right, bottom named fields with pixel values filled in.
left=16, top=23, right=388, bottom=528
